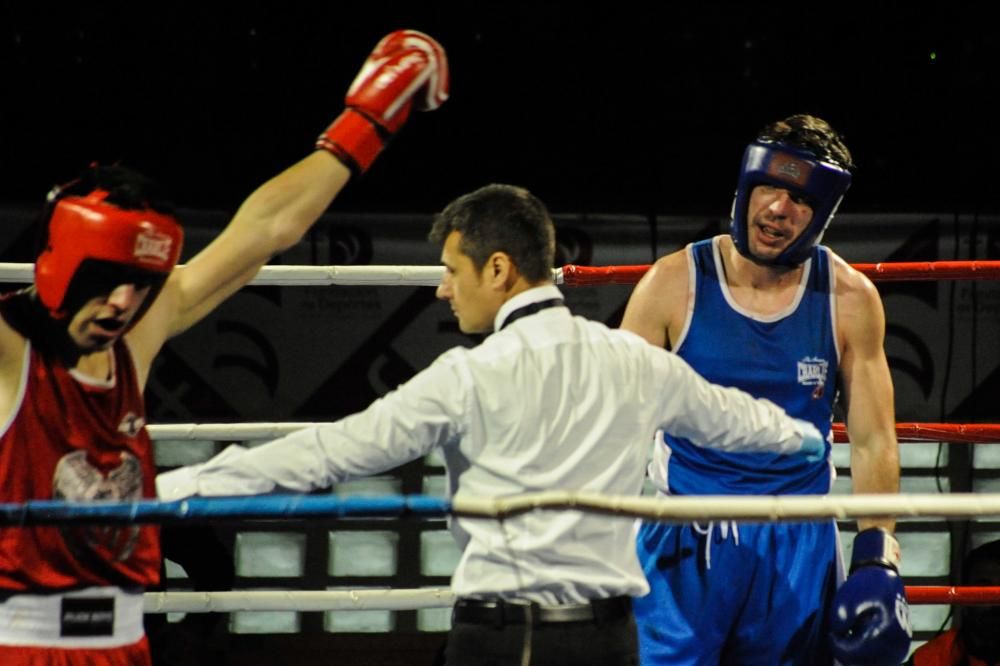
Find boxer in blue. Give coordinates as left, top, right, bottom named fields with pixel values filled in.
left=622, top=115, right=911, bottom=665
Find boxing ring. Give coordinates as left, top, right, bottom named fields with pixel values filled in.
left=2, top=259, right=1000, bottom=631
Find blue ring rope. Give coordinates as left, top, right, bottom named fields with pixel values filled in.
left=0, top=494, right=451, bottom=526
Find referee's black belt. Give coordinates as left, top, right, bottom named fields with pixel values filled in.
left=452, top=595, right=631, bottom=626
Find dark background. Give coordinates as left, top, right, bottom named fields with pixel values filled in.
left=2, top=2, right=998, bottom=218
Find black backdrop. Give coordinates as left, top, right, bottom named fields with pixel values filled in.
left=2, top=2, right=998, bottom=216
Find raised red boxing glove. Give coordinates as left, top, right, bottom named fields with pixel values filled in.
left=317, top=30, right=449, bottom=173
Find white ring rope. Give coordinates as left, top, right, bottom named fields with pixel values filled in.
left=148, top=422, right=1000, bottom=442
left=149, top=423, right=318, bottom=440
left=4, top=261, right=997, bottom=286
left=0, top=263, right=453, bottom=286
left=8, top=492, right=1000, bottom=524
left=141, top=585, right=1000, bottom=613
left=5, top=260, right=999, bottom=287
left=143, top=588, right=454, bottom=613
left=449, top=491, right=1000, bottom=522
left=246, top=265, right=447, bottom=286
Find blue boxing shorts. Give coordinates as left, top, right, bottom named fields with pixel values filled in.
left=634, top=520, right=842, bottom=666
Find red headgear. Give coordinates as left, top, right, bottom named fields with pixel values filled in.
left=35, top=188, right=184, bottom=317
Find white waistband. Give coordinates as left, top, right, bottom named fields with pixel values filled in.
left=0, top=587, right=144, bottom=648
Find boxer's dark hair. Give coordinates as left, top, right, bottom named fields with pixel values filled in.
left=757, top=114, right=854, bottom=170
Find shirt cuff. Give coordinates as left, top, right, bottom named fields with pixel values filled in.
left=156, top=465, right=203, bottom=500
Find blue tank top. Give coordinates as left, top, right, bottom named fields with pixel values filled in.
left=663, top=238, right=838, bottom=495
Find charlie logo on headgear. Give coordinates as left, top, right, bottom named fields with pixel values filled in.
left=133, top=228, right=176, bottom=264
left=768, top=152, right=811, bottom=185
left=34, top=167, right=184, bottom=323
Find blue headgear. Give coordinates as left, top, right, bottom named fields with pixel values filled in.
left=729, top=140, right=852, bottom=266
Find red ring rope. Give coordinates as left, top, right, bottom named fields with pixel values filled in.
left=560, top=261, right=1000, bottom=286
left=833, top=423, right=1000, bottom=444
left=907, top=585, right=1000, bottom=605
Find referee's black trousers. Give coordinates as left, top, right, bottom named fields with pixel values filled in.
left=444, top=597, right=638, bottom=666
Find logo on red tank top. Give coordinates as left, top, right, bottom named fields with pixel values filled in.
left=117, top=411, right=145, bottom=437
left=52, top=451, right=144, bottom=561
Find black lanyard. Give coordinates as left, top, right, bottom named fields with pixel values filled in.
left=498, top=298, right=565, bottom=330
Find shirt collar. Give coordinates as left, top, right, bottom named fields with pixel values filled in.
left=493, top=284, right=565, bottom=332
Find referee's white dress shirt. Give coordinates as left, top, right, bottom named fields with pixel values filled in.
left=158, top=284, right=818, bottom=604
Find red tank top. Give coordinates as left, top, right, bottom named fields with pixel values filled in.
left=0, top=340, right=160, bottom=590
left=912, top=628, right=990, bottom=666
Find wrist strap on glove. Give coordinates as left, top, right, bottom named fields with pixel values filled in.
left=316, top=109, right=387, bottom=174
left=851, top=528, right=901, bottom=573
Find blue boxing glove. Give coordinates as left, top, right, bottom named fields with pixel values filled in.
left=830, top=528, right=912, bottom=666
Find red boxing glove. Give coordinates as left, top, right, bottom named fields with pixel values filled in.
left=317, top=30, right=449, bottom=173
